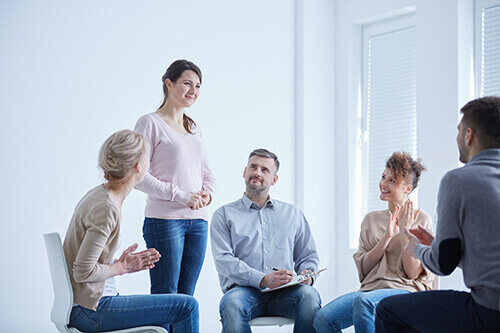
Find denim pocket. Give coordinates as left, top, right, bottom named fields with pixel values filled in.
left=70, top=307, right=99, bottom=332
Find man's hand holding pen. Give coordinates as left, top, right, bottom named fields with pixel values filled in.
left=260, top=268, right=293, bottom=289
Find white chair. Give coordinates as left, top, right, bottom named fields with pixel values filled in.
left=43, top=232, right=167, bottom=333
left=249, top=316, right=294, bottom=327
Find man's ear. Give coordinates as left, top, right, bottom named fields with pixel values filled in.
left=243, top=167, right=247, bottom=179
left=271, top=174, right=278, bottom=186
left=465, top=127, right=475, bottom=146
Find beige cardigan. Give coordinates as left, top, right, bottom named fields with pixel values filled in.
left=353, top=209, right=435, bottom=292
left=63, top=185, right=121, bottom=310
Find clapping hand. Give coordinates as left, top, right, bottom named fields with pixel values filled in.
left=409, top=225, right=434, bottom=246
left=116, top=243, right=161, bottom=275
left=398, top=199, right=420, bottom=229
left=403, top=225, right=434, bottom=257
left=384, top=204, right=401, bottom=239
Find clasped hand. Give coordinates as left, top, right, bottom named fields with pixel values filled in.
left=188, top=191, right=212, bottom=210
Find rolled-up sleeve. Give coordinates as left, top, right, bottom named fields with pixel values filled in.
left=293, top=211, right=320, bottom=275
left=210, top=209, right=266, bottom=290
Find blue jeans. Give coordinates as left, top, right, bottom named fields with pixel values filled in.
left=219, top=285, right=321, bottom=333
left=313, top=289, right=409, bottom=333
left=143, top=218, right=207, bottom=295
left=69, top=294, right=199, bottom=332
left=376, top=290, right=500, bottom=332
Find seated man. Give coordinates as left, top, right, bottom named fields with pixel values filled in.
left=375, top=96, right=500, bottom=332
left=211, top=148, right=321, bottom=332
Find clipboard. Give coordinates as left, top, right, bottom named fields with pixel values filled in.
left=261, top=268, right=327, bottom=293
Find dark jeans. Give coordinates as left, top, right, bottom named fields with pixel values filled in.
left=375, top=290, right=500, bottom=332
left=219, top=285, right=321, bottom=333
left=143, top=218, right=208, bottom=296
left=69, top=294, right=198, bottom=332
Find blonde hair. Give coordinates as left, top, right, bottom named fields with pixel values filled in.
left=98, top=130, right=148, bottom=181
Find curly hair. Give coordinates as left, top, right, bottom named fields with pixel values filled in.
left=386, top=152, right=427, bottom=191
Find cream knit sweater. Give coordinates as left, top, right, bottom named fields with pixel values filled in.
left=353, top=209, right=435, bottom=292
left=63, top=185, right=121, bottom=311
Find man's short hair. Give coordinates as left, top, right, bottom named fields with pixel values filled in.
left=248, top=149, right=280, bottom=173
left=460, top=96, right=500, bottom=148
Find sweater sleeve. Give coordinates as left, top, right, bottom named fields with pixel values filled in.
left=72, top=203, right=119, bottom=283
left=200, top=130, right=216, bottom=194
left=415, top=172, right=465, bottom=276
left=133, top=115, right=191, bottom=206
left=353, top=214, right=377, bottom=282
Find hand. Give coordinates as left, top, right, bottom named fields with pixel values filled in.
left=403, top=227, right=424, bottom=258
left=409, top=225, right=434, bottom=246
left=260, top=269, right=293, bottom=289
left=300, top=269, right=313, bottom=286
left=398, top=199, right=420, bottom=229
left=116, top=243, right=161, bottom=275
left=384, top=205, right=401, bottom=239
left=187, top=193, right=204, bottom=210
left=198, top=191, right=212, bottom=207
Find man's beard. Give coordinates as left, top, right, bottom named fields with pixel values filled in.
left=457, top=138, right=469, bottom=163
left=246, top=178, right=268, bottom=195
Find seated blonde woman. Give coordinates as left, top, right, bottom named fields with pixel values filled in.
left=313, top=152, right=435, bottom=333
left=63, top=130, right=198, bottom=332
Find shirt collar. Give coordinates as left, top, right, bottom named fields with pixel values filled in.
left=241, top=193, right=275, bottom=211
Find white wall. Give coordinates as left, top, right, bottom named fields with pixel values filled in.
left=0, top=0, right=477, bottom=332
left=332, top=0, right=472, bottom=302
left=0, top=1, right=297, bottom=331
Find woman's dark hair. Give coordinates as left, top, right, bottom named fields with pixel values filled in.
left=158, top=60, right=202, bottom=134
left=386, top=152, right=427, bottom=192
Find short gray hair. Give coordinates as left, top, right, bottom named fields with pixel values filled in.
left=248, top=148, right=280, bottom=173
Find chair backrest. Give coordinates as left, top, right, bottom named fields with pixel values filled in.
left=44, top=232, right=74, bottom=331
left=249, top=316, right=294, bottom=327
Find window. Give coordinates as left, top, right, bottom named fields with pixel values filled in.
left=352, top=14, right=417, bottom=247
left=476, top=0, right=500, bottom=96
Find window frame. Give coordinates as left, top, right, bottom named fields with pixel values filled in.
left=475, top=0, right=500, bottom=97
left=351, top=13, right=417, bottom=248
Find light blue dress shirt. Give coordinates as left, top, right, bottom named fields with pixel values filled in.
left=211, top=194, right=320, bottom=293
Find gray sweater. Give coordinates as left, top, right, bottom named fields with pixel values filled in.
left=415, top=148, right=500, bottom=311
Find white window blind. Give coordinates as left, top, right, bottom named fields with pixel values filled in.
left=477, top=0, right=500, bottom=96
left=361, top=15, right=417, bottom=218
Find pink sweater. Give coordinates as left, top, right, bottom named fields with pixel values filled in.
left=134, top=113, right=216, bottom=220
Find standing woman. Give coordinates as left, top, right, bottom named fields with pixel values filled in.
left=313, top=152, right=435, bottom=333
left=134, top=60, right=216, bottom=296
left=64, top=130, right=198, bottom=332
